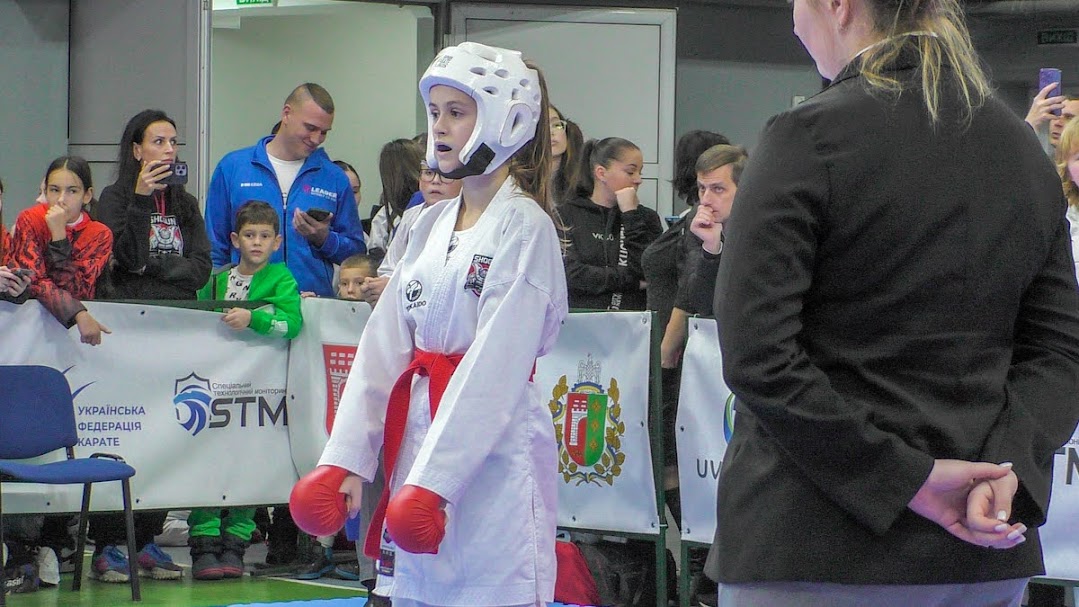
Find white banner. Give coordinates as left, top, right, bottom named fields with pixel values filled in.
left=286, top=297, right=371, bottom=476
left=675, top=317, right=731, bottom=544
left=1, top=300, right=295, bottom=514
left=1040, top=432, right=1079, bottom=580
left=535, top=311, right=660, bottom=535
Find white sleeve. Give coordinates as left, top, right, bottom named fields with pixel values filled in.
left=404, top=210, right=568, bottom=502
left=318, top=267, right=414, bottom=481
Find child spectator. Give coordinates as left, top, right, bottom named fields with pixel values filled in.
left=0, top=177, right=32, bottom=303
left=187, top=200, right=303, bottom=581
left=11, top=156, right=112, bottom=345
left=336, top=254, right=377, bottom=301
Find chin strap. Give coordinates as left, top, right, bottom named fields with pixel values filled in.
left=436, top=144, right=496, bottom=180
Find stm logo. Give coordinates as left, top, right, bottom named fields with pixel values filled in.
left=172, top=372, right=288, bottom=437
left=174, top=373, right=212, bottom=436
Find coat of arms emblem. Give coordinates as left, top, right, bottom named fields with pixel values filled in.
left=549, top=355, right=626, bottom=486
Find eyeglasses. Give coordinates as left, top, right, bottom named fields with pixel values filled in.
left=420, top=168, right=456, bottom=183
left=550, top=120, right=567, bottom=131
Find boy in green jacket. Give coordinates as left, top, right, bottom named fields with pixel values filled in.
left=189, top=200, right=303, bottom=580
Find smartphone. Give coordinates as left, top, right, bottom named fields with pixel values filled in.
left=307, top=207, right=331, bottom=222
left=1040, top=68, right=1063, bottom=116
left=160, top=161, right=189, bottom=186
left=12, top=268, right=34, bottom=278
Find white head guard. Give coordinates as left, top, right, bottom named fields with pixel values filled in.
left=419, top=42, right=542, bottom=178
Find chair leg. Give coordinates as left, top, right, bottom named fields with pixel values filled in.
left=1, top=483, right=7, bottom=607
left=73, top=482, right=92, bottom=592
left=121, top=480, right=141, bottom=602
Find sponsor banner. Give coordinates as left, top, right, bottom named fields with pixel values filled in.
left=537, top=311, right=659, bottom=535
left=286, top=297, right=371, bottom=476
left=675, top=317, right=731, bottom=544
left=1040, top=430, right=1079, bottom=580
left=1, top=300, right=293, bottom=513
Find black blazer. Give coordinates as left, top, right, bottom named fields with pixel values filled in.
left=713, top=45, right=1079, bottom=584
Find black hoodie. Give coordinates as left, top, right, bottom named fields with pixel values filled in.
left=557, top=194, right=662, bottom=310
left=93, top=183, right=212, bottom=300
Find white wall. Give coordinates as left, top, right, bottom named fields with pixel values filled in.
left=210, top=3, right=427, bottom=217
left=0, top=0, right=69, bottom=224
left=675, top=59, right=822, bottom=152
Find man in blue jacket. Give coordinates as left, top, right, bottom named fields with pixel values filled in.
left=205, top=83, right=365, bottom=296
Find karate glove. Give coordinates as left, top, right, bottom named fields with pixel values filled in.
left=290, top=465, right=349, bottom=537
left=385, top=484, right=447, bottom=554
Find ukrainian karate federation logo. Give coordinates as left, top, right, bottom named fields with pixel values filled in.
left=174, top=372, right=212, bottom=436
left=323, top=344, right=357, bottom=434
left=549, top=355, right=626, bottom=486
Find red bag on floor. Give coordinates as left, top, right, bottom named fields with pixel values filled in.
left=555, top=539, right=601, bottom=606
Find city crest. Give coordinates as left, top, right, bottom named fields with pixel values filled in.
left=549, top=355, right=626, bottom=486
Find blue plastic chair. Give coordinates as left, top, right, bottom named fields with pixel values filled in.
left=0, top=365, right=140, bottom=604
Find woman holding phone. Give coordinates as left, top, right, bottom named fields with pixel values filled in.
left=87, top=109, right=211, bottom=583
left=94, top=109, right=211, bottom=300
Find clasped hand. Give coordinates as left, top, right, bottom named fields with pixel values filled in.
left=908, top=459, right=1026, bottom=550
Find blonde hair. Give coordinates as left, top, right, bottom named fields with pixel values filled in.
left=859, top=0, right=990, bottom=124
left=1059, top=118, right=1079, bottom=209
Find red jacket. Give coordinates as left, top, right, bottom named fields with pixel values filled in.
left=12, top=203, right=112, bottom=327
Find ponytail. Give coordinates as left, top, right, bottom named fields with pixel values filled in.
left=861, top=0, right=989, bottom=124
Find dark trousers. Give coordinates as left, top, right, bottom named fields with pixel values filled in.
left=89, top=511, right=167, bottom=553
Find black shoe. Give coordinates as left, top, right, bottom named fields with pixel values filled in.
left=219, top=533, right=247, bottom=579
left=3, top=563, right=40, bottom=595
left=331, top=560, right=362, bottom=581
left=295, top=546, right=334, bottom=580
left=189, top=536, right=224, bottom=581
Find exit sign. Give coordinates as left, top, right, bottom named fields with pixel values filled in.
left=236, top=0, right=274, bottom=5
left=1038, top=30, right=1078, bottom=45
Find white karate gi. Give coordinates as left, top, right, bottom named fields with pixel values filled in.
left=320, top=177, right=568, bottom=606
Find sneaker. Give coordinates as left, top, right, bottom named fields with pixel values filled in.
left=34, top=546, right=60, bottom=586
left=219, top=533, right=247, bottom=579
left=331, top=560, right=361, bottom=581
left=88, top=545, right=130, bottom=583
left=137, top=543, right=183, bottom=580
left=3, top=563, right=40, bottom=595
left=295, top=546, right=334, bottom=580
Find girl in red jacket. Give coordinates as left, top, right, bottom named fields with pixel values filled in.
left=11, top=156, right=113, bottom=345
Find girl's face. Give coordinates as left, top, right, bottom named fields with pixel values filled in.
left=46, top=168, right=93, bottom=224
left=1068, top=149, right=1079, bottom=187
left=428, top=85, right=478, bottom=174
left=550, top=108, right=568, bottom=159
left=597, top=147, right=644, bottom=194
left=419, top=161, right=463, bottom=205
left=134, top=120, right=178, bottom=165
left=345, top=169, right=362, bottom=205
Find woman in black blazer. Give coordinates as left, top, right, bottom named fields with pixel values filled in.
left=710, top=0, right=1079, bottom=604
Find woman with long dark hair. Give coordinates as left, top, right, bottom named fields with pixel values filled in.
left=94, top=109, right=211, bottom=300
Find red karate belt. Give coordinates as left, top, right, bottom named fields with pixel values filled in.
left=364, top=348, right=463, bottom=559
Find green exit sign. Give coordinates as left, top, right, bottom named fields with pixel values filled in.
left=1038, top=30, right=1078, bottom=45
left=236, top=0, right=274, bottom=5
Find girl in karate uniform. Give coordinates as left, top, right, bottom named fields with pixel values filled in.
left=292, top=42, right=567, bottom=607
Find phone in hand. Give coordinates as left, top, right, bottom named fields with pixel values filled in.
left=12, top=268, right=34, bottom=278
left=1040, top=68, right=1063, bottom=116
left=160, top=161, right=189, bottom=186
left=306, top=207, right=332, bottom=222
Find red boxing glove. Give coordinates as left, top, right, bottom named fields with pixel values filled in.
left=290, top=465, right=349, bottom=537
left=385, top=484, right=447, bottom=554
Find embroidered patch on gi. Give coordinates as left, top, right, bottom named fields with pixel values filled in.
left=378, top=547, right=395, bottom=577
left=405, top=280, right=423, bottom=302
left=465, top=254, right=492, bottom=297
